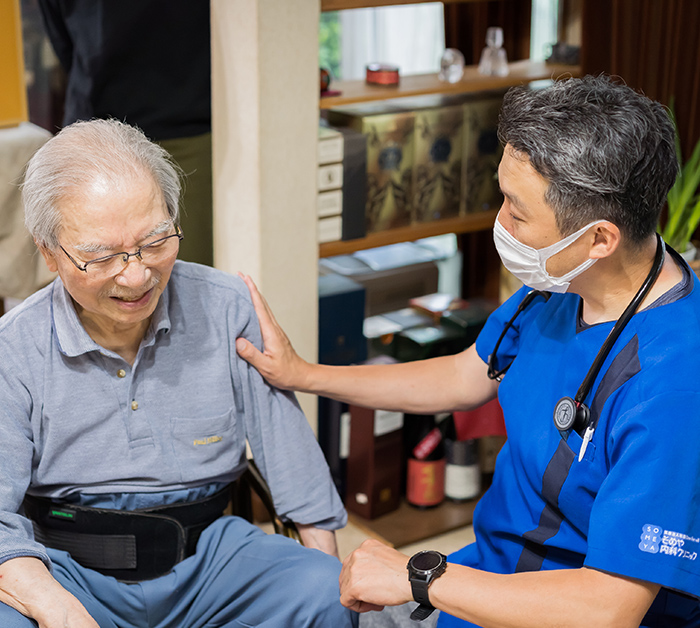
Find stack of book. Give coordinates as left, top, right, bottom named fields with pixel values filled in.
left=317, top=126, right=345, bottom=244
left=317, top=125, right=368, bottom=244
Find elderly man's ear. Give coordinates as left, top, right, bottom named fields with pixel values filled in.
left=36, top=242, right=59, bottom=273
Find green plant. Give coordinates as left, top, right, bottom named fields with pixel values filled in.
left=319, top=11, right=341, bottom=81
left=660, top=103, right=700, bottom=253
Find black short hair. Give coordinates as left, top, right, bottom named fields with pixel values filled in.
left=498, top=75, right=678, bottom=244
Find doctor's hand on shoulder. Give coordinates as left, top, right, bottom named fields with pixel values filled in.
left=235, top=273, right=312, bottom=391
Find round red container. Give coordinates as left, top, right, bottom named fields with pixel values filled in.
left=366, top=63, right=400, bottom=86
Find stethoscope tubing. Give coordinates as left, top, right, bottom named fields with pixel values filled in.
left=488, top=233, right=666, bottom=438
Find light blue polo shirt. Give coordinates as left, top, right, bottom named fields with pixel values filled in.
left=0, top=261, right=346, bottom=568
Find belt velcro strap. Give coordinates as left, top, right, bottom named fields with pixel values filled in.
left=33, top=528, right=138, bottom=571
left=23, top=485, right=231, bottom=582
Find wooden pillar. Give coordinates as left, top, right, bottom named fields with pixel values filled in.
left=211, top=0, right=320, bottom=428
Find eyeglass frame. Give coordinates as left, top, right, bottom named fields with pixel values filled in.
left=59, top=224, right=184, bottom=274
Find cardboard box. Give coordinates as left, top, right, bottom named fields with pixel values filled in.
left=0, top=0, right=27, bottom=128
left=318, top=126, right=344, bottom=165
left=318, top=189, right=342, bottom=218
left=318, top=215, right=343, bottom=243
left=318, top=162, right=343, bottom=191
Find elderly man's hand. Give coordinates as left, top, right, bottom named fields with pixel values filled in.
left=0, top=557, right=99, bottom=628
left=236, top=274, right=312, bottom=391
left=339, top=539, right=414, bottom=613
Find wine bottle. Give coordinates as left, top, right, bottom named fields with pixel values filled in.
left=405, top=414, right=445, bottom=508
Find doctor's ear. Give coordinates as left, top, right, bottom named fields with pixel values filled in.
left=589, top=222, right=621, bottom=260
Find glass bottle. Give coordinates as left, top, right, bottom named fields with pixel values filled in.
left=405, top=414, right=446, bottom=508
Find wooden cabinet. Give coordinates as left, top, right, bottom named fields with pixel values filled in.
left=319, top=59, right=580, bottom=256
left=322, top=0, right=490, bottom=9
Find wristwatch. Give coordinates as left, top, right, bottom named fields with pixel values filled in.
left=406, top=550, right=447, bottom=621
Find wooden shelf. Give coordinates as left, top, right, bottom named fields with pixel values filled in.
left=348, top=496, right=481, bottom=548
left=320, top=60, right=581, bottom=109
left=322, top=0, right=495, bottom=10
left=320, top=210, right=497, bottom=257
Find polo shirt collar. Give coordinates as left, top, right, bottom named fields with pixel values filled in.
left=51, top=278, right=172, bottom=358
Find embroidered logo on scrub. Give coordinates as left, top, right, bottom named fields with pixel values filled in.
left=639, top=524, right=698, bottom=561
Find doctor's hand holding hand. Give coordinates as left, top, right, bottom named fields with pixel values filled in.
left=339, top=539, right=413, bottom=613
left=235, top=273, right=312, bottom=391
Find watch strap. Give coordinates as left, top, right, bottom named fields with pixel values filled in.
left=410, top=603, right=436, bottom=621
left=410, top=579, right=431, bottom=606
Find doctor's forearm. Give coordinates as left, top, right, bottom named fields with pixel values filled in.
left=298, top=346, right=497, bottom=414
left=429, top=564, right=658, bottom=628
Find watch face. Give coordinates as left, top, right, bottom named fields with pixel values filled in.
left=411, top=551, right=443, bottom=572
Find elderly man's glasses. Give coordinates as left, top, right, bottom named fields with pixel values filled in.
left=60, top=225, right=183, bottom=276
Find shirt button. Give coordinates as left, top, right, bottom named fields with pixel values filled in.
left=117, top=369, right=126, bottom=378
left=131, top=401, right=139, bottom=411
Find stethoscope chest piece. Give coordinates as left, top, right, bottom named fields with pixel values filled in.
left=553, top=396, right=589, bottom=433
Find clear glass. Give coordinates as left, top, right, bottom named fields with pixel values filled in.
left=438, top=48, right=465, bottom=84
left=485, top=26, right=504, bottom=49
left=478, top=27, right=509, bottom=77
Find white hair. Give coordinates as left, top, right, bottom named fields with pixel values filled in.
left=22, top=118, right=182, bottom=247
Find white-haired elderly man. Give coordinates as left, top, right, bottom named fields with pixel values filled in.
left=0, top=119, right=357, bottom=628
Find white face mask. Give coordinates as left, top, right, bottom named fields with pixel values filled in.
left=493, top=213, right=605, bottom=293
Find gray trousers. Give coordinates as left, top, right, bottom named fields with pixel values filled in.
left=360, top=603, right=440, bottom=628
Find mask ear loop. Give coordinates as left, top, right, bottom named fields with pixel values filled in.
left=487, top=290, right=551, bottom=381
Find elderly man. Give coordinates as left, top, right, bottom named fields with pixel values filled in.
left=237, top=76, right=700, bottom=627
left=0, top=119, right=357, bottom=628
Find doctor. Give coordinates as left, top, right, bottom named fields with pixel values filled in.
left=237, top=75, right=700, bottom=627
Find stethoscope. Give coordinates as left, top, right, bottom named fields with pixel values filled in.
left=488, top=233, right=666, bottom=461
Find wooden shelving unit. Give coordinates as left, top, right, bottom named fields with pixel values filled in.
left=348, top=496, right=481, bottom=549
left=320, top=209, right=497, bottom=257
left=320, top=60, right=580, bottom=109
left=322, top=0, right=495, bottom=10
left=318, top=60, right=580, bottom=256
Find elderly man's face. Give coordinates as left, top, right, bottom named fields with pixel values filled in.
left=41, top=173, right=178, bottom=336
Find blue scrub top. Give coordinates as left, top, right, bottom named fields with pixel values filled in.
left=438, top=252, right=700, bottom=627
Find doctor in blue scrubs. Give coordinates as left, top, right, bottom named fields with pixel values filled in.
left=237, top=75, right=700, bottom=627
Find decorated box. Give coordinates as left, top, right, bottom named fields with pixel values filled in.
left=411, top=103, right=464, bottom=223
left=328, top=102, right=414, bottom=234
left=461, top=93, right=505, bottom=214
